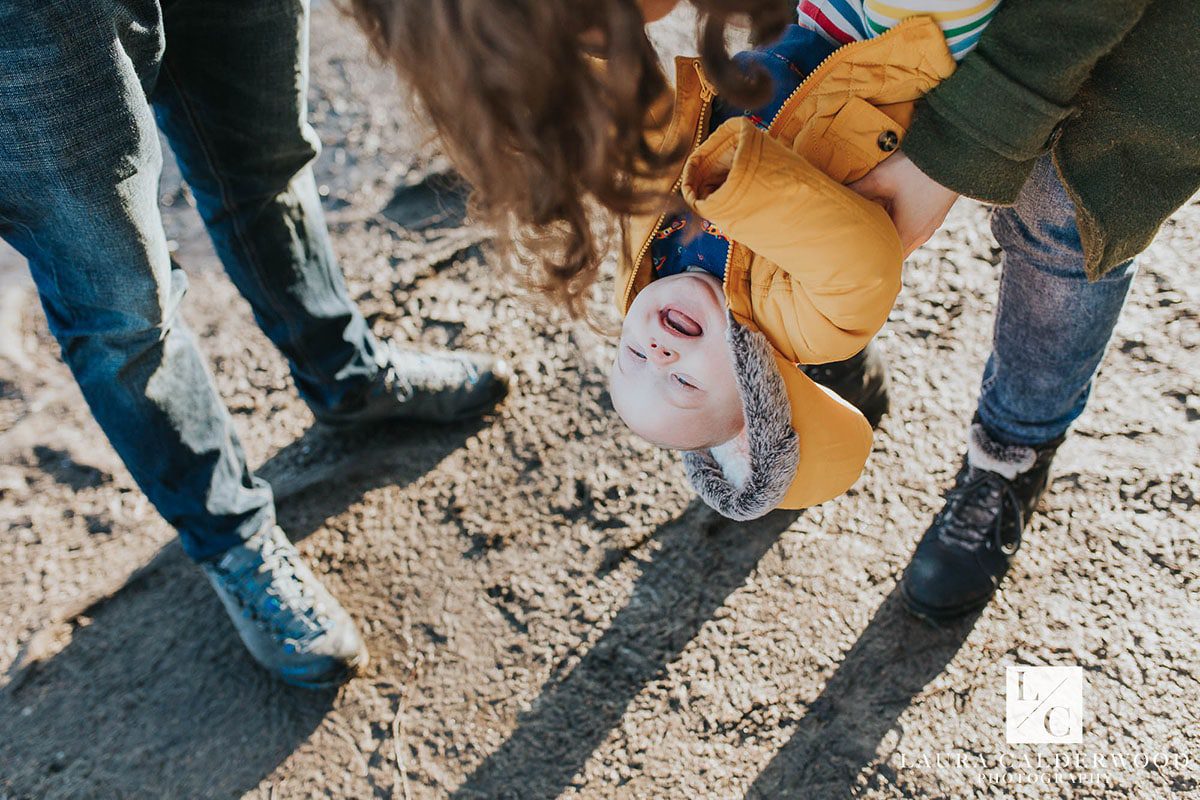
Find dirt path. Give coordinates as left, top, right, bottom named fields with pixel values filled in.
left=1, top=6, right=1197, bottom=799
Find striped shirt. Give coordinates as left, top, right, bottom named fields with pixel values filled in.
left=796, top=0, right=1000, bottom=60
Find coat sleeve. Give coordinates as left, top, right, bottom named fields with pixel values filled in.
left=901, top=0, right=1154, bottom=204
left=682, top=117, right=903, bottom=364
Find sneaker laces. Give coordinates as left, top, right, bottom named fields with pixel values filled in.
left=211, top=533, right=327, bottom=647
left=937, top=468, right=1026, bottom=555
left=383, top=345, right=479, bottom=400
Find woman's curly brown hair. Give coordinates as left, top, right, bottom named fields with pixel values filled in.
left=343, top=0, right=792, bottom=318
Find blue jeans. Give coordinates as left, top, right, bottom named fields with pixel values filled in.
left=0, top=0, right=382, bottom=561
left=979, top=156, right=1137, bottom=446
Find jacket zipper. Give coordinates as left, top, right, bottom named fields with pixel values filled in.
left=724, top=18, right=928, bottom=307
left=622, top=60, right=715, bottom=311
left=766, top=15, right=927, bottom=133
left=627, top=17, right=928, bottom=317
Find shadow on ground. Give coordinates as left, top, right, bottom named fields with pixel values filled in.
left=453, top=503, right=801, bottom=800
left=0, top=417, right=483, bottom=799
left=746, top=588, right=979, bottom=798
left=1, top=413, right=978, bottom=799
left=381, top=171, right=469, bottom=234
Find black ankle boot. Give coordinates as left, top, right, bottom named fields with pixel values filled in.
left=801, top=341, right=889, bottom=428
left=901, top=421, right=1064, bottom=622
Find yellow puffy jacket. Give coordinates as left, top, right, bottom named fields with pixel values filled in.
left=617, top=18, right=956, bottom=509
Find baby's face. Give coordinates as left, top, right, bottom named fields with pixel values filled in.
left=609, top=272, right=745, bottom=450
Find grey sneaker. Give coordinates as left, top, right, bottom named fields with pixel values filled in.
left=202, top=525, right=368, bottom=689
left=315, top=342, right=511, bottom=428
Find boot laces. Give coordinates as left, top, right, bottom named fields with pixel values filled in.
left=937, top=468, right=1025, bottom=555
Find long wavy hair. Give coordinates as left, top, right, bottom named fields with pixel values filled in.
left=343, top=0, right=792, bottom=317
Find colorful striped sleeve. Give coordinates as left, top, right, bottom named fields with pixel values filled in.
left=796, top=0, right=869, bottom=47
left=796, top=0, right=1001, bottom=60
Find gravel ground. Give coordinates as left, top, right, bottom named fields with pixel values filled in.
left=1, top=5, right=1197, bottom=799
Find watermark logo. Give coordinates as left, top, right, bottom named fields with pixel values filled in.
left=1006, top=666, right=1083, bottom=744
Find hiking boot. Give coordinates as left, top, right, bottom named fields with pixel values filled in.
left=802, top=341, right=889, bottom=428
left=315, top=342, right=511, bottom=428
left=902, top=421, right=1064, bottom=622
left=203, top=525, right=368, bottom=689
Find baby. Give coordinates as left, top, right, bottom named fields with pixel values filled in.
left=609, top=14, right=970, bottom=520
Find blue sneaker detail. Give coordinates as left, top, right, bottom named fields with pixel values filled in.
left=203, top=525, right=367, bottom=689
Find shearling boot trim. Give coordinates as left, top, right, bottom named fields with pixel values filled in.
left=682, top=317, right=799, bottom=521
left=966, top=423, right=1036, bottom=481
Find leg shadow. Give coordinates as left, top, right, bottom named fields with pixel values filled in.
left=453, top=502, right=802, bottom=800
left=259, top=416, right=488, bottom=540
left=378, top=171, right=484, bottom=292
left=0, top=550, right=333, bottom=798
left=746, top=587, right=980, bottom=799
left=0, top=416, right=485, bottom=799
left=381, top=171, right=469, bottom=233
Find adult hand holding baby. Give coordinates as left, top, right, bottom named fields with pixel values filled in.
left=849, top=152, right=960, bottom=258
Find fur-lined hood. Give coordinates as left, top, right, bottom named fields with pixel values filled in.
left=682, top=317, right=873, bottom=519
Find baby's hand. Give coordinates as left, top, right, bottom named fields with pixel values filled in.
left=691, top=147, right=735, bottom=199
left=684, top=122, right=742, bottom=202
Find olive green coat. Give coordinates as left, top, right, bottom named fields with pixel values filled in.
left=903, top=0, right=1200, bottom=278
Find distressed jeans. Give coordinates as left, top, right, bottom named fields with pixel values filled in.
left=979, top=156, right=1138, bottom=446
left=0, top=0, right=382, bottom=560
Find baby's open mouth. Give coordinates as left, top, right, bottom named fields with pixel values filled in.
left=660, top=307, right=703, bottom=337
